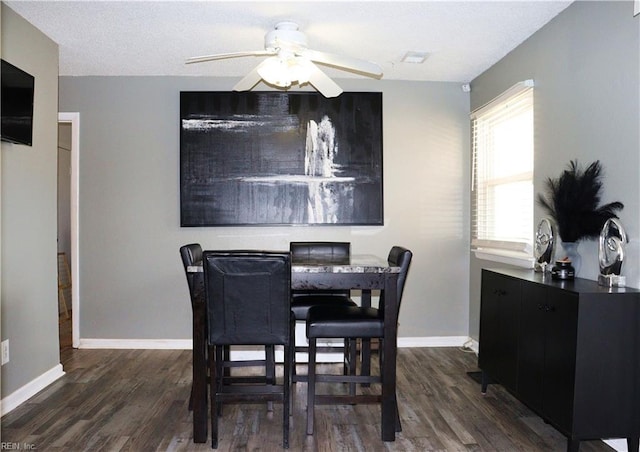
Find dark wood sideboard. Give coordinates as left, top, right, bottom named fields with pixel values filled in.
left=479, top=268, right=640, bottom=452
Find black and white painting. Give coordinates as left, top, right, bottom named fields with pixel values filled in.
left=180, top=91, right=383, bottom=226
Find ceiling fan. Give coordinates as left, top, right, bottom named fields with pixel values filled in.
left=185, top=21, right=383, bottom=98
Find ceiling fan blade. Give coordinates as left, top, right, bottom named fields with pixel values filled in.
left=304, top=61, right=343, bottom=98
left=232, top=60, right=269, bottom=92
left=301, top=49, right=382, bottom=78
left=186, top=50, right=274, bottom=64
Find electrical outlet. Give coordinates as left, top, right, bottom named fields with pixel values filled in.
left=1, top=340, right=9, bottom=365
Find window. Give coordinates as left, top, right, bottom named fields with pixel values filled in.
left=471, top=80, right=534, bottom=266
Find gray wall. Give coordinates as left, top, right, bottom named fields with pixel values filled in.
left=468, top=1, right=640, bottom=340
left=58, top=77, right=471, bottom=341
left=1, top=4, right=60, bottom=397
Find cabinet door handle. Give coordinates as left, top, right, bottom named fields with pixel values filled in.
left=494, top=289, right=507, bottom=296
left=545, top=305, right=556, bottom=312
left=537, top=303, right=545, bottom=311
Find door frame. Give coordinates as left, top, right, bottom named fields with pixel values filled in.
left=58, top=112, right=80, bottom=348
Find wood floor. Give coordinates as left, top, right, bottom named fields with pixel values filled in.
left=1, top=317, right=616, bottom=451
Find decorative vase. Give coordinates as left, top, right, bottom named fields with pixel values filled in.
left=560, top=242, right=582, bottom=275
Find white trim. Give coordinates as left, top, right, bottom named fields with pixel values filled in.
left=398, top=336, right=469, bottom=348
left=78, top=339, right=193, bottom=349
left=0, top=364, right=65, bottom=415
left=77, top=337, right=475, bottom=366
left=471, top=79, right=534, bottom=118
left=58, top=113, right=80, bottom=349
left=473, top=248, right=534, bottom=268
left=77, top=336, right=471, bottom=351
left=472, top=239, right=531, bottom=254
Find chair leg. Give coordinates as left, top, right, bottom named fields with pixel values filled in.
left=348, top=339, right=357, bottom=396
left=215, top=347, right=224, bottom=417
left=223, top=345, right=231, bottom=378
left=343, top=338, right=349, bottom=376
left=289, top=320, right=295, bottom=415
left=292, top=321, right=299, bottom=383
left=378, top=339, right=401, bottom=432
left=361, top=338, right=371, bottom=387
left=283, top=343, right=291, bottom=449
left=266, top=345, right=276, bottom=384
left=209, top=345, right=219, bottom=449
left=216, top=346, right=224, bottom=378
left=267, top=345, right=275, bottom=412
left=306, top=338, right=317, bottom=435
left=292, top=349, right=298, bottom=382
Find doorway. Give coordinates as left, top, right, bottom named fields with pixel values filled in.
left=57, top=122, right=72, bottom=351
left=58, top=113, right=80, bottom=349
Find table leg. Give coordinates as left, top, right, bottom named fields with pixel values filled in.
left=193, top=301, right=208, bottom=443
left=381, top=273, right=398, bottom=441
left=361, top=290, right=371, bottom=382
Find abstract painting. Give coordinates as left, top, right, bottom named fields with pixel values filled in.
left=180, top=91, right=383, bottom=226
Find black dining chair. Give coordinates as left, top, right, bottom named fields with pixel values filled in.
left=179, top=243, right=207, bottom=412
left=304, top=246, right=413, bottom=436
left=179, top=244, right=276, bottom=413
left=203, top=250, right=294, bottom=449
left=289, top=241, right=358, bottom=382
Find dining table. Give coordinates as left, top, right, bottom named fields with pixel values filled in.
left=187, top=253, right=401, bottom=443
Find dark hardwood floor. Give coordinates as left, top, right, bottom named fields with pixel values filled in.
left=1, top=319, right=616, bottom=451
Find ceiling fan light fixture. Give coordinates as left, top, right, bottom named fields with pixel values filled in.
left=290, top=57, right=312, bottom=84
left=257, top=56, right=292, bottom=88
left=258, top=55, right=312, bottom=88
left=188, top=21, right=381, bottom=97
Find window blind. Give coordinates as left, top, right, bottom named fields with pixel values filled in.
left=471, top=80, right=534, bottom=257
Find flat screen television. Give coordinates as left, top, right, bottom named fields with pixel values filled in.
left=1, top=59, right=35, bottom=146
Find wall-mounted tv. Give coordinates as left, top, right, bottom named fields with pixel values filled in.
left=1, top=59, right=35, bottom=146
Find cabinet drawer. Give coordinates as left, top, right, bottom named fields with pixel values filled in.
left=478, top=270, right=520, bottom=391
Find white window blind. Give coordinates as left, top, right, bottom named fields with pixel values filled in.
left=471, top=80, right=534, bottom=262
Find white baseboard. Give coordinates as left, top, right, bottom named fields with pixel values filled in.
left=78, top=339, right=193, bottom=349
left=77, top=335, right=473, bottom=351
left=1, top=364, right=65, bottom=416
left=398, top=336, right=470, bottom=348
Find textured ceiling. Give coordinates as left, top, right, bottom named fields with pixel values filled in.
left=5, top=0, right=573, bottom=82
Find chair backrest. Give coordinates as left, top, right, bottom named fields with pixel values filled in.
left=290, top=242, right=351, bottom=297
left=180, top=243, right=203, bottom=303
left=384, top=246, right=413, bottom=317
left=203, top=251, right=291, bottom=346
left=290, top=241, right=350, bottom=264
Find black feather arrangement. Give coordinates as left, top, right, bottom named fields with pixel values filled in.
left=537, top=160, right=623, bottom=243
